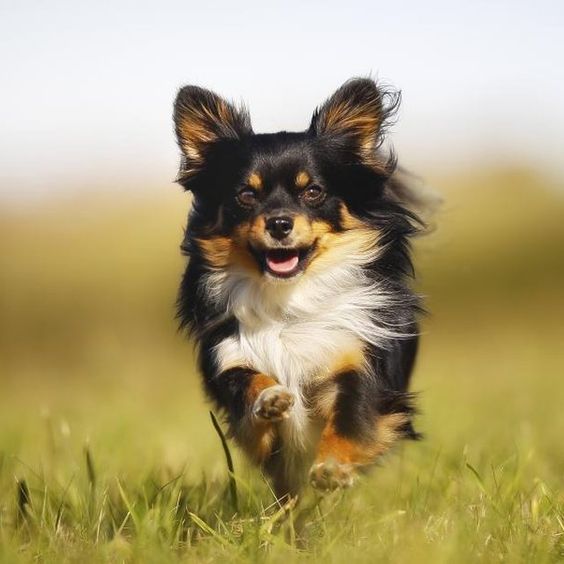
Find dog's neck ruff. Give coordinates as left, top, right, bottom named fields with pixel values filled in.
left=204, top=248, right=410, bottom=366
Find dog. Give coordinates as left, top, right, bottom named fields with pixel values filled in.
left=173, top=78, right=428, bottom=497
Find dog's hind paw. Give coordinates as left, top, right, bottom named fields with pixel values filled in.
left=253, top=385, right=295, bottom=422
left=309, top=460, right=356, bottom=492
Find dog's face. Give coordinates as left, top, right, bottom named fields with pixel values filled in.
left=174, top=79, right=401, bottom=281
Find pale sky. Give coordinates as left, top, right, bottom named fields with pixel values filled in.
left=1, top=0, right=563, bottom=201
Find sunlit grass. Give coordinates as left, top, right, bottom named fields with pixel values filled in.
left=0, top=167, right=563, bottom=562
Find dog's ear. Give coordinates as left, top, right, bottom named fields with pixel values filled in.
left=309, top=78, right=399, bottom=165
left=173, top=86, right=252, bottom=182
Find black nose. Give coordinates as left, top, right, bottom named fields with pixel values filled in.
left=265, top=216, right=293, bottom=240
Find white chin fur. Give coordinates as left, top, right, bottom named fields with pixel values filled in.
left=264, top=270, right=303, bottom=283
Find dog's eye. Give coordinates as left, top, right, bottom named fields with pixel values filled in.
left=237, top=188, right=258, bottom=207
left=302, top=185, right=325, bottom=205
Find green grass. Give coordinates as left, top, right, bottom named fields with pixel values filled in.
left=0, top=168, right=563, bottom=562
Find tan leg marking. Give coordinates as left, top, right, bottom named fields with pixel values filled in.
left=235, top=373, right=280, bottom=464
left=310, top=412, right=411, bottom=491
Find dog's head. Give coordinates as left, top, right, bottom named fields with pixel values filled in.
left=174, top=78, right=420, bottom=282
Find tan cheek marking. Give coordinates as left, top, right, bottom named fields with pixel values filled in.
left=307, top=227, right=381, bottom=274
left=196, top=236, right=233, bottom=269
left=290, top=212, right=377, bottom=273
left=248, top=215, right=266, bottom=242
left=292, top=215, right=313, bottom=244
left=234, top=216, right=270, bottom=251
left=295, top=171, right=311, bottom=188
left=339, top=202, right=366, bottom=230
left=218, top=219, right=263, bottom=276
left=311, top=218, right=335, bottom=237
left=247, top=172, right=263, bottom=191
left=291, top=216, right=334, bottom=247
left=197, top=231, right=260, bottom=275
left=231, top=245, right=260, bottom=274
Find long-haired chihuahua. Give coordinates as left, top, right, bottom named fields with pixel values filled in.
left=173, top=78, right=429, bottom=497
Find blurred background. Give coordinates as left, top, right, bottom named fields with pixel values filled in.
left=1, top=0, right=563, bottom=483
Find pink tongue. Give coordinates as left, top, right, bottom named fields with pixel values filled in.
left=266, top=252, right=299, bottom=274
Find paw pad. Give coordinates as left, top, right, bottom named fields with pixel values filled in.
left=253, top=385, right=295, bottom=422
left=309, top=460, right=355, bottom=492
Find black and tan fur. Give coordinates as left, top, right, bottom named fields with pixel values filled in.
left=173, top=78, right=427, bottom=496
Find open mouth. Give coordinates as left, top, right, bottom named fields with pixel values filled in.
left=261, top=247, right=312, bottom=278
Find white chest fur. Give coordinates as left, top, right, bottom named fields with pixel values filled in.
left=207, top=258, right=400, bottom=452
left=222, top=308, right=364, bottom=385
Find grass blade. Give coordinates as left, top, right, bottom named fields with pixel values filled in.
left=209, top=411, right=238, bottom=513
left=188, top=512, right=230, bottom=546
left=85, top=445, right=97, bottom=490
left=16, top=479, right=31, bottom=524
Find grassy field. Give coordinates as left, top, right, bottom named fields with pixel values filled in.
left=0, top=168, right=563, bottom=562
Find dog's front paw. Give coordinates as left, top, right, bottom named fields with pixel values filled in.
left=253, top=385, right=295, bottom=422
left=309, top=460, right=356, bottom=492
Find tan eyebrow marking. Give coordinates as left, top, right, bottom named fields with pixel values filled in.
left=295, top=171, right=311, bottom=188
left=247, top=171, right=263, bottom=190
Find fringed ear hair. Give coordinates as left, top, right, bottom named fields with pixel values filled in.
left=173, top=86, right=252, bottom=185
left=309, top=78, right=400, bottom=170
